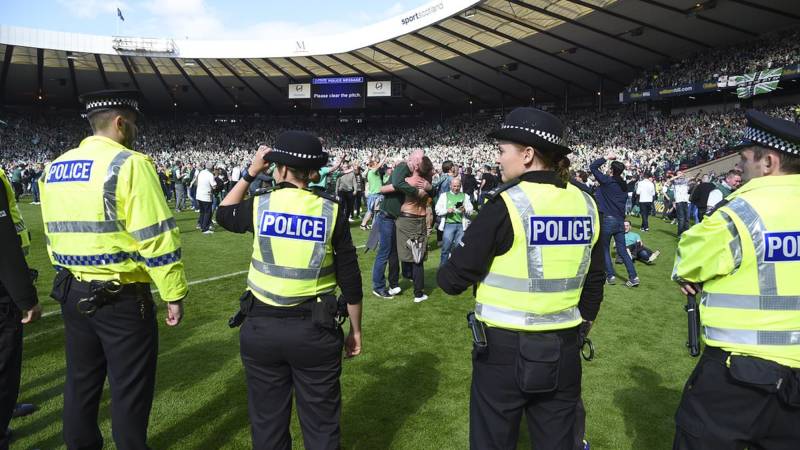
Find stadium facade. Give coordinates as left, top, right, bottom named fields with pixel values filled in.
left=1, top=0, right=800, bottom=113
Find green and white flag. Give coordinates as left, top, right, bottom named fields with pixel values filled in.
left=733, top=67, right=783, bottom=99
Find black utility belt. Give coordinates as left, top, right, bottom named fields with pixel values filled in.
left=487, top=325, right=580, bottom=345
left=704, top=346, right=800, bottom=407
left=248, top=299, right=313, bottom=319
left=229, top=290, right=347, bottom=330
left=70, top=279, right=150, bottom=298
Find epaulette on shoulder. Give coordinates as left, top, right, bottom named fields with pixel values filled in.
left=306, top=188, right=340, bottom=203
left=253, top=185, right=283, bottom=197
left=483, top=179, right=520, bottom=204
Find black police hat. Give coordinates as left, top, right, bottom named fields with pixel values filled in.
left=488, top=107, right=571, bottom=157
left=266, top=130, right=329, bottom=169
left=78, top=89, right=142, bottom=119
left=730, top=109, right=800, bottom=156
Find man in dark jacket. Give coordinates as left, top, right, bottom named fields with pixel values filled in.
left=590, top=154, right=639, bottom=287
left=0, top=170, right=41, bottom=449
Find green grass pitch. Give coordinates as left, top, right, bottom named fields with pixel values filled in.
left=12, top=201, right=696, bottom=449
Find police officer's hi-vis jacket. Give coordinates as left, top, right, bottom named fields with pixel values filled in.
left=475, top=181, right=599, bottom=332
left=0, top=168, right=30, bottom=254
left=39, top=135, right=188, bottom=301
left=248, top=186, right=338, bottom=307
left=673, top=175, right=800, bottom=368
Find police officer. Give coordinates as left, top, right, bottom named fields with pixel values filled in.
left=672, top=110, right=800, bottom=448
left=0, top=168, right=41, bottom=450
left=216, top=131, right=363, bottom=450
left=39, top=90, right=188, bottom=450
left=438, top=107, right=606, bottom=449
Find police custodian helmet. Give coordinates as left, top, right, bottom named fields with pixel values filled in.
left=488, top=107, right=572, bottom=157
left=266, top=130, right=330, bottom=169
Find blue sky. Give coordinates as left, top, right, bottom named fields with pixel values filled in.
left=1, top=0, right=417, bottom=39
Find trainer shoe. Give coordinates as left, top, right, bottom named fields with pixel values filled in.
left=648, top=250, right=660, bottom=264
left=203, top=230, right=214, bottom=234
left=626, top=277, right=640, bottom=287
left=582, top=440, right=590, bottom=450
left=413, top=294, right=428, bottom=303
left=372, top=289, right=394, bottom=299
left=606, top=276, right=616, bottom=285
left=388, top=286, right=402, bottom=296
left=12, top=403, right=36, bottom=418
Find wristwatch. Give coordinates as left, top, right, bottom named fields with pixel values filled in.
left=242, top=171, right=256, bottom=183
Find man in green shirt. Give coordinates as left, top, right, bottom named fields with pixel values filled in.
left=434, top=177, right=473, bottom=266
left=623, top=220, right=659, bottom=264
left=360, top=156, right=386, bottom=230
left=371, top=150, right=429, bottom=299
left=309, top=157, right=342, bottom=192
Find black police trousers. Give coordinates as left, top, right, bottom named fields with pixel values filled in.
left=470, top=326, right=581, bottom=450
left=0, top=300, right=22, bottom=450
left=673, top=347, right=800, bottom=449
left=239, top=313, right=344, bottom=450
left=61, top=282, right=158, bottom=450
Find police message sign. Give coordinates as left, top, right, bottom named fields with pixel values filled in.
left=46, top=160, right=94, bottom=183
left=529, top=216, right=593, bottom=246
left=764, top=231, right=800, bottom=262
left=259, top=211, right=327, bottom=243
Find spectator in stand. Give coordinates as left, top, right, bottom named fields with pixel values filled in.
left=196, top=162, right=217, bottom=234
left=623, top=220, right=660, bottom=264
left=635, top=173, right=656, bottom=231
left=590, top=154, right=640, bottom=287
left=435, top=177, right=473, bottom=266
left=707, top=169, right=742, bottom=210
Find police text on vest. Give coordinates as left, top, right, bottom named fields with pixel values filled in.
left=46, top=160, right=94, bottom=183
left=259, top=211, right=327, bottom=243
left=764, top=231, right=800, bottom=262
left=529, top=216, right=593, bottom=246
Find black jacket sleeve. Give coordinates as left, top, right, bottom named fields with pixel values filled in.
left=331, top=206, right=362, bottom=304
left=216, top=198, right=254, bottom=234
left=577, top=241, right=605, bottom=321
left=436, top=198, right=513, bottom=295
left=0, top=181, right=37, bottom=310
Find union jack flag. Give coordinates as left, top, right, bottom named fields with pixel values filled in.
left=733, top=67, right=783, bottom=99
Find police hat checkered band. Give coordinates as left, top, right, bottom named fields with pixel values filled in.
left=500, top=124, right=565, bottom=147
left=85, top=98, right=139, bottom=112
left=271, top=147, right=327, bottom=160
left=743, top=127, right=800, bottom=156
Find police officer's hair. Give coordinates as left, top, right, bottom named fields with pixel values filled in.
left=87, top=108, right=134, bottom=133
left=534, top=148, right=571, bottom=184
left=752, top=146, right=800, bottom=174
left=275, top=163, right=315, bottom=183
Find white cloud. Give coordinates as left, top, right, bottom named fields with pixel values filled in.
left=58, top=0, right=131, bottom=19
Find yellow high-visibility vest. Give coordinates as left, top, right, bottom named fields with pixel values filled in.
left=0, top=168, right=30, bottom=255
left=39, top=135, right=188, bottom=301
left=674, top=175, right=800, bottom=368
left=247, top=187, right=338, bottom=307
left=475, top=181, right=599, bottom=331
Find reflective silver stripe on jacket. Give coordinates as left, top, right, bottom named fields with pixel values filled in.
left=481, top=185, right=593, bottom=293
left=703, top=197, right=796, bottom=346
left=103, top=151, right=133, bottom=223
left=254, top=192, right=335, bottom=280
left=704, top=326, right=800, bottom=346
left=247, top=279, right=333, bottom=306
left=718, top=210, right=743, bottom=271
left=702, top=292, right=800, bottom=310
left=251, top=258, right=334, bottom=279
left=130, top=218, right=177, bottom=241
left=47, top=220, right=123, bottom=234
left=475, top=302, right=582, bottom=327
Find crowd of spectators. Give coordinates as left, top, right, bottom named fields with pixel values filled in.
left=626, top=27, right=800, bottom=91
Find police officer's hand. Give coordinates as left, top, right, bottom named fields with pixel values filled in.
left=21, top=303, right=42, bottom=324
left=165, top=300, right=184, bottom=327
left=680, top=282, right=701, bottom=296
left=345, top=330, right=362, bottom=358
left=249, top=145, right=271, bottom=175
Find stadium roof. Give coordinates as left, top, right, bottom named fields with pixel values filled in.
left=1, top=0, right=799, bottom=112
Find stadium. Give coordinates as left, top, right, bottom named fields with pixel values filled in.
left=2, top=0, right=800, bottom=448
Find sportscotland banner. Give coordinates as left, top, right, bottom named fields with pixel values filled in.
left=733, top=67, right=783, bottom=99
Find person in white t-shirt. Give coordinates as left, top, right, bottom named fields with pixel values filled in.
left=196, top=162, right=217, bottom=234
left=635, top=173, right=656, bottom=231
